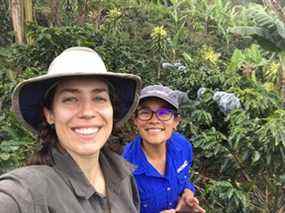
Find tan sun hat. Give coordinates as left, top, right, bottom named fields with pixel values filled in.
left=12, top=47, right=142, bottom=134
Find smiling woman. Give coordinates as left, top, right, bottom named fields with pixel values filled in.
left=43, top=78, right=114, bottom=162
left=123, top=85, right=206, bottom=213
left=0, top=47, right=142, bottom=213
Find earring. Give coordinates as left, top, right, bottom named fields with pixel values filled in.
left=50, top=124, right=55, bottom=130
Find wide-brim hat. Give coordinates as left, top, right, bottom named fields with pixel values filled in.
left=12, top=47, right=142, bottom=134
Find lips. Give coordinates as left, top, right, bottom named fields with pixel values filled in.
left=72, top=127, right=99, bottom=135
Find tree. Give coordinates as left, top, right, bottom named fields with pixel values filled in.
left=10, top=0, right=24, bottom=43
left=230, top=2, right=285, bottom=105
left=10, top=0, right=34, bottom=44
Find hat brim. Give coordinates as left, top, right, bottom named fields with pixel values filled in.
left=12, top=72, right=141, bottom=134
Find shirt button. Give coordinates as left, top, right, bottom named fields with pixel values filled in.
left=143, top=204, right=148, bottom=208
left=167, top=187, right=171, bottom=191
left=169, top=202, right=172, bottom=206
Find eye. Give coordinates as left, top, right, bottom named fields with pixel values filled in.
left=62, top=96, right=78, bottom=103
left=93, top=95, right=107, bottom=102
left=158, top=108, right=172, bottom=116
left=138, top=108, right=151, bottom=116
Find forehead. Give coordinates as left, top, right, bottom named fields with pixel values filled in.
left=139, top=97, right=172, bottom=109
left=56, top=77, right=109, bottom=92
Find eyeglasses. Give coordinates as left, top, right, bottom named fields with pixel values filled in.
left=136, top=108, right=176, bottom=121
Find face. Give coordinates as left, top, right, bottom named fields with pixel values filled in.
left=134, top=98, right=180, bottom=146
left=43, top=77, right=113, bottom=159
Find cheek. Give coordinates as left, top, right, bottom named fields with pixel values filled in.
left=165, top=121, right=178, bottom=134
left=134, top=119, right=145, bottom=130
left=165, top=127, right=174, bottom=136
left=53, top=109, right=75, bottom=124
left=100, top=105, right=113, bottom=125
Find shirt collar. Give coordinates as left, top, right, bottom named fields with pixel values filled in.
left=52, top=148, right=95, bottom=199
left=167, top=132, right=184, bottom=153
left=130, top=132, right=184, bottom=176
left=100, top=146, right=134, bottom=186
left=127, top=136, right=151, bottom=176
left=52, top=146, right=134, bottom=199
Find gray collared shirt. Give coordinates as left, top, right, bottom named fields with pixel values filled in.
left=0, top=146, right=140, bottom=213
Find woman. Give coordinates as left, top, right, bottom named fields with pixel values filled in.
left=123, top=85, right=205, bottom=213
left=0, top=47, right=142, bottom=213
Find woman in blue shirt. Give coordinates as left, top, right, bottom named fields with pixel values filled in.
left=123, top=85, right=205, bottom=213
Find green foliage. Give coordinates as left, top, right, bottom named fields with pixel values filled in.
left=16, top=24, right=97, bottom=69
left=205, top=180, right=249, bottom=212
left=229, top=3, right=285, bottom=52
left=2, top=0, right=285, bottom=212
left=0, top=111, right=34, bottom=174
left=0, top=0, right=13, bottom=46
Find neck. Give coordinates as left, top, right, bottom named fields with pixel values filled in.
left=142, top=141, right=166, bottom=160
left=69, top=150, right=106, bottom=195
left=142, top=141, right=167, bottom=175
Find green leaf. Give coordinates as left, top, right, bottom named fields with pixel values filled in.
left=229, top=26, right=264, bottom=37
left=252, top=151, right=261, bottom=163
left=0, top=153, right=10, bottom=161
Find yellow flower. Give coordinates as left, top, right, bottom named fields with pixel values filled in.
left=151, top=26, right=167, bottom=40
left=108, top=8, right=122, bottom=19
left=268, top=61, right=280, bottom=74
left=263, top=82, right=277, bottom=92
left=265, top=61, right=280, bottom=81
left=202, top=47, right=220, bottom=64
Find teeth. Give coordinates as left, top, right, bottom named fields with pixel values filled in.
left=74, top=127, right=99, bottom=135
left=147, top=128, right=162, bottom=132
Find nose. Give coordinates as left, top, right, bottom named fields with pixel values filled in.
left=78, top=99, right=96, bottom=119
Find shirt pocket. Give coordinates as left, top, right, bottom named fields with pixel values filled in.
left=140, top=194, right=157, bottom=213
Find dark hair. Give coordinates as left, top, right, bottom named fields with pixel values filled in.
left=26, top=77, right=120, bottom=166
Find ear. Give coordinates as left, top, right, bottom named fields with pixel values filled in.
left=133, top=116, right=140, bottom=128
left=173, top=115, right=182, bottom=130
left=43, top=107, right=55, bottom=125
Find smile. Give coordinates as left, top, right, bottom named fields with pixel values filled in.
left=73, top=127, right=99, bottom=135
left=145, top=127, right=164, bottom=132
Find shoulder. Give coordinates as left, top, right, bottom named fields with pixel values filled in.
left=0, top=165, right=61, bottom=196
left=103, top=147, right=136, bottom=174
left=0, top=166, right=58, bottom=207
left=0, top=165, right=55, bottom=182
left=122, top=135, right=141, bottom=160
left=168, top=132, right=194, bottom=162
left=122, top=142, right=134, bottom=157
left=171, top=132, right=193, bottom=148
left=1, top=165, right=57, bottom=182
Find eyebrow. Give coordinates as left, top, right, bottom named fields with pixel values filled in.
left=57, top=88, right=108, bottom=95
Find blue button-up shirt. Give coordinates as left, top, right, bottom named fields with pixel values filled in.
left=123, top=132, right=195, bottom=213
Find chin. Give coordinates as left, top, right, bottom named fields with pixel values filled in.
left=146, top=138, right=166, bottom=145
left=77, top=144, right=103, bottom=154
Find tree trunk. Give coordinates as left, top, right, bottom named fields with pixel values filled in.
left=279, top=52, right=285, bottom=107
left=23, top=0, right=33, bottom=23
left=23, top=0, right=33, bottom=44
left=10, top=0, right=24, bottom=44
left=77, top=0, right=89, bottom=25
left=49, top=0, right=61, bottom=26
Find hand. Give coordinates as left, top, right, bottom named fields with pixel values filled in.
left=175, top=189, right=206, bottom=213
left=160, top=209, right=176, bottom=213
